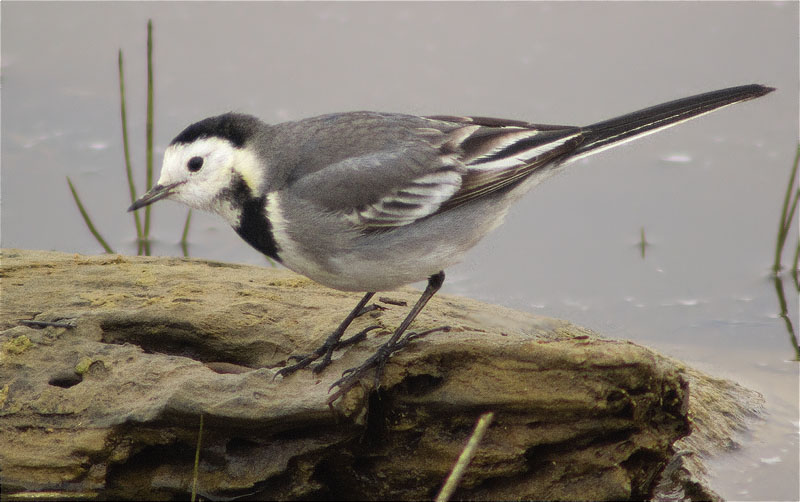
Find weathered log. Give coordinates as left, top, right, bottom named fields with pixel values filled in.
left=0, top=249, right=762, bottom=500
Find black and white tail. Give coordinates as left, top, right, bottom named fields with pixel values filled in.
left=429, top=84, right=773, bottom=211
left=571, top=84, right=775, bottom=161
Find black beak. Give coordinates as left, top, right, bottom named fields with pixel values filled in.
left=128, top=182, right=183, bottom=211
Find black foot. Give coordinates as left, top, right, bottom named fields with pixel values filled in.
left=273, top=292, right=377, bottom=380
left=327, top=326, right=450, bottom=404
left=311, top=325, right=382, bottom=374
left=274, top=325, right=381, bottom=379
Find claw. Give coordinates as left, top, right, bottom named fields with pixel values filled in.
left=326, top=325, right=450, bottom=405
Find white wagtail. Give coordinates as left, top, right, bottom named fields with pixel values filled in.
left=129, top=84, right=773, bottom=399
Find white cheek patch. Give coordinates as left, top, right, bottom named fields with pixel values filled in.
left=162, top=137, right=236, bottom=179
left=158, top=137, right=238, bottom=209
left=162, top=138, right=262, bottom=189
left=156, top=136, right=264, bottom=215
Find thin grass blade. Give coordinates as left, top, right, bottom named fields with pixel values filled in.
left=640, top=227, right=647, bottom=259
left=143, top=19, right=155, bottom=254
left=773, top=145, right=800, bottom=272
left=181, top=210, right=192, bottom=258
left=191, top=413, right=203, bottom=502
left=66, top=177, right=114, bottom=254
left=436, top=411, right=494, bottom=502
left=118, top=49, right=144, bottom=254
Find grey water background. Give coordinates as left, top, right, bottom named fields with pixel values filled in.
left=1, top=2, right=797, bottom=499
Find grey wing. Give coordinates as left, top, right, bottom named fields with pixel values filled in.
left=287, top=113, right=583, bottom=230
left=288, top=143, right=466, bottom=228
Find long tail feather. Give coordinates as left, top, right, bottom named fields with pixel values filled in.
left=571, top=84, right=774, bottom=161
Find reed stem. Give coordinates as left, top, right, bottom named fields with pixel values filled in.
left=67, top=177, right=114, bottom=253
left=118, top=50, right=144, bottom=254
left=143, top=19, right=155, bottom=255
left=773, top=145, right=800, bottom=273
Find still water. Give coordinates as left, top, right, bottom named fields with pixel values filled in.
left=2, top=3, right=798, bottom=499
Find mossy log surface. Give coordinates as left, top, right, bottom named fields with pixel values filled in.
left=0, top=249, right=762, bottom=500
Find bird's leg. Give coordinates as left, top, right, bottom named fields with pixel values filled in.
left=327, top=271, right=447, bottom=403
left=275, top=291, right=377, bottom=378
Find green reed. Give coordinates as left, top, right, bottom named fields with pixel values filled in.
left=69, top=20, right=192, bottom=256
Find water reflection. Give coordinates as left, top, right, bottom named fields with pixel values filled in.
left=772, top=274, right=799, bottom=361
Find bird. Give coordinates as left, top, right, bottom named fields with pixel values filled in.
left=129, top=84, right=773, bottom=401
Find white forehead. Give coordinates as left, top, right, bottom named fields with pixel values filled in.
left=159, top=137, right=236, bottom=183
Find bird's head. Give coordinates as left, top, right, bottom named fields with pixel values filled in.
left=128, top=113, right=265, bottom=213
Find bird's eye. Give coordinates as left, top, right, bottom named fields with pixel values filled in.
left=187, top=156, right=204, bottom=172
